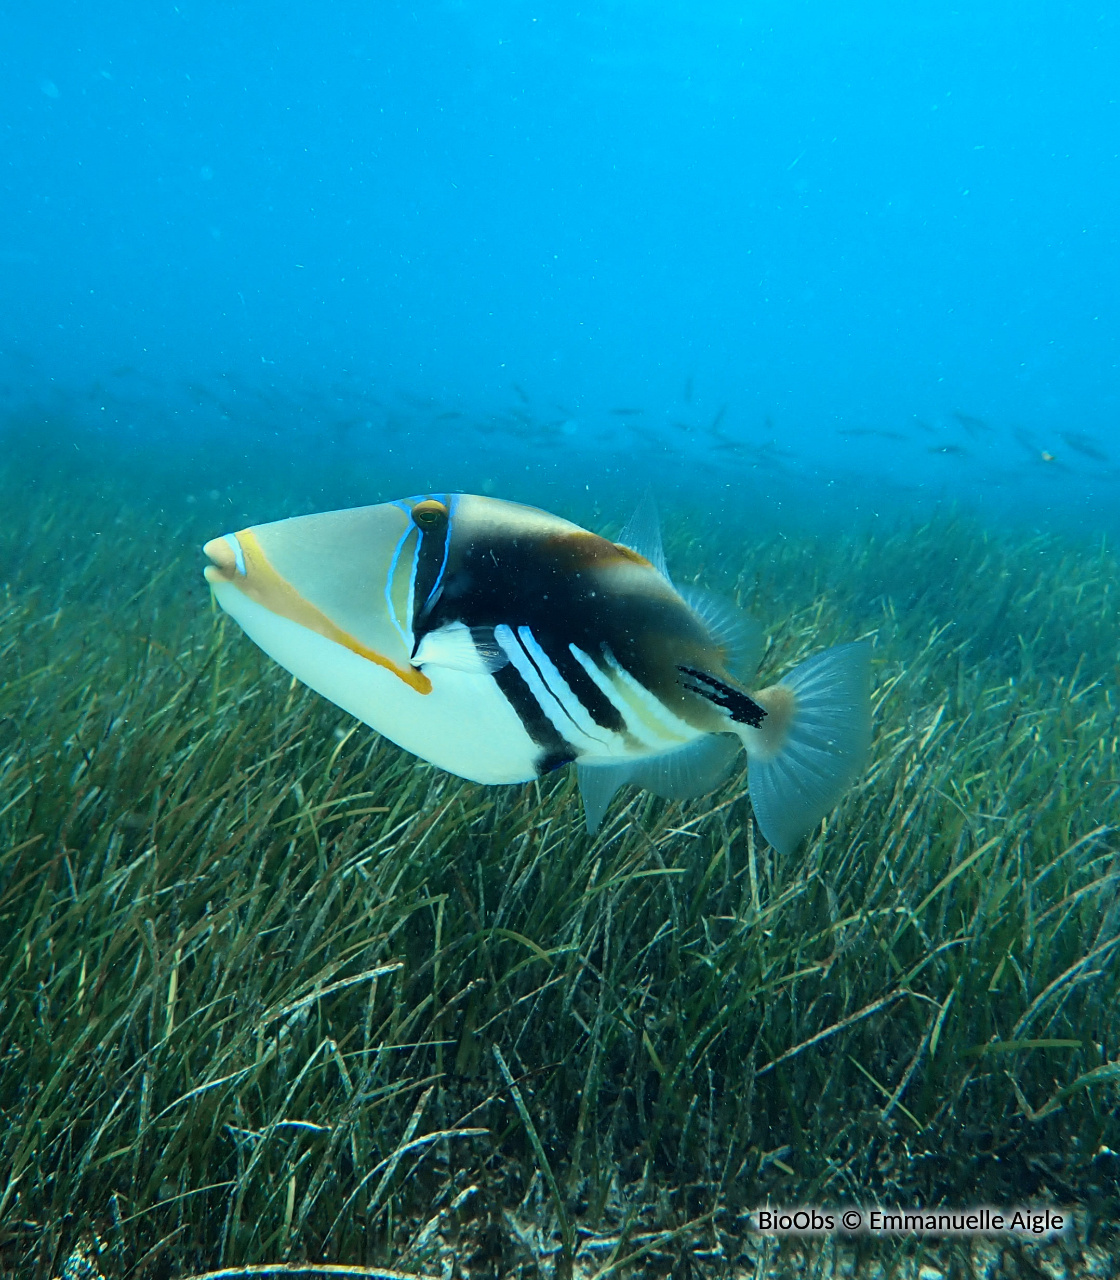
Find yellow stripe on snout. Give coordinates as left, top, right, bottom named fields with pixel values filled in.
left=222, top=528, right=432, bottom=695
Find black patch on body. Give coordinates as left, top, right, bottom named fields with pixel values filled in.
left=416, top=514, right=727, bottom=772
left=677, top=666, right=767, bottom=728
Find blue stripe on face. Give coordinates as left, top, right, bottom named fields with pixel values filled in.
left=224, top=534, right=247, bottom=576
left=385, top=507, right=418, bottom=650
left=386, top=495, right=455, bottom=652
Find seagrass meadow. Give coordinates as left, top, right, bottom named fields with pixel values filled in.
left=1, top=415, right=1119, bottom=1280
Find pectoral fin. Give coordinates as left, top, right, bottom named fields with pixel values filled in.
left=413, top=623, right=509, bottom=674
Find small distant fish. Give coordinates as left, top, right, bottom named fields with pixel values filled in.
left=203, top=494, right=871, bottom=851
left=928, top=444, right=969, bottom=457
left=398, top=391, right=438, bottom=409
left=609, top=407, right=644, bottom=416
left=1060, top=431, right=1108, bottom=462
left=683, top=375, right=694, bottom=403
left=839, top=428, right=907, bottom=441
left=1013, top=429, right=1067, bottom=467
left=1012, top=427, right=1039, bottom=457
left=952, top=411, right=991, bottom=438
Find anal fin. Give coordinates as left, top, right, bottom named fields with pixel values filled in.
left=577, top=759, right=637, bottom=834
left=628, top=733, right=741, bottom=800
left=577, top=734, right=742, bottom=833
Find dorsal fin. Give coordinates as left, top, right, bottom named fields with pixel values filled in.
left=678, top=587, right=764, bottom=679
left=617, top=490, right=669, bottom=581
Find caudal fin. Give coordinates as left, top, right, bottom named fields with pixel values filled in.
left=737, top=641, right=871, bottom=855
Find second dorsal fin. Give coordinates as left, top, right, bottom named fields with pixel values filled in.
left=678, top=587, right=764, bottom=679
left=617, top=490, right=669, bottom=581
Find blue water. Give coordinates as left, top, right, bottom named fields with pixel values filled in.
left=3, top=1, right=1118, bottom=526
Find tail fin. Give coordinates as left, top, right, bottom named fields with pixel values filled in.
left=736, top=641, right=871, bottom=855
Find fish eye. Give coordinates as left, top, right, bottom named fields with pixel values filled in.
left=412, top=499, right=449, bottom=529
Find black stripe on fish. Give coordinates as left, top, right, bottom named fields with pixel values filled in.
left=413, top=514, right=453, bottom=621
left=492, top=659, right=578, bottom=776
left=677, top=666, right=767, bottom=728
left=513, top=628, right=589, bottom=741
left=532, top=632, right=627, bottom=735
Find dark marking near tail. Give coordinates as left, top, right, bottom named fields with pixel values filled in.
left=677, top=666, right=767, bottom=728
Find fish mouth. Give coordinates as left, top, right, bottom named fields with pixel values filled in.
left=203, top=535, right=242, bottom=583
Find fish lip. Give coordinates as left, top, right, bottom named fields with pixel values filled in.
left=203, top=536, right=237, bottom=582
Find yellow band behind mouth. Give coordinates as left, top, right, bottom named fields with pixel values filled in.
left=206, top=528, right=432, bottom=695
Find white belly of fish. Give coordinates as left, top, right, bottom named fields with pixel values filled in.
left=211, top=581, right=541, bottom=784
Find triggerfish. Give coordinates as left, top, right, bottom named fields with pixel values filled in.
left=203, top=493, right=871, bottom=852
